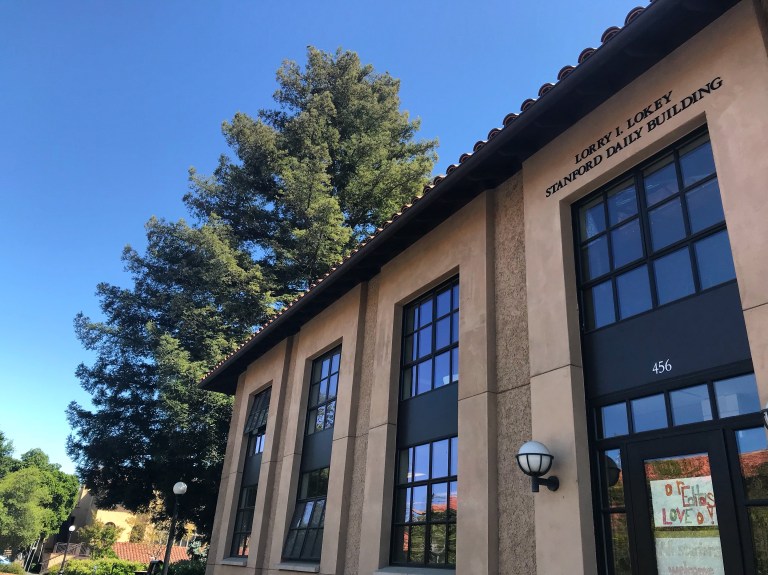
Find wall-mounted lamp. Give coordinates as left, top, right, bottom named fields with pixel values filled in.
left=516, top=441, right=559, bottom=492
left=762, top=401, right=768, bottom=430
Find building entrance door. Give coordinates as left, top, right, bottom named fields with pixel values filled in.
left=625, top=431, right=744, bottom=574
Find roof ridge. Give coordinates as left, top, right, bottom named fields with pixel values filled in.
left=200, top=1, right=653, bottom=384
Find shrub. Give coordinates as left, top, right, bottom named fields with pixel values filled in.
left=167, top=560, right=205, bottom=575
left=0, top=563, right=24, bottom=575
left=60, top=558, right=146, bottom=575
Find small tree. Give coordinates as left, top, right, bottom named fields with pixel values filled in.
left=78, top=519, right=123, bottom=559
left=0, top=467, right=47, bottom=553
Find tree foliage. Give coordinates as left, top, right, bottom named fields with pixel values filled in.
left=67, top=47, right=437, bottom=539
left=0, top=442, right=78, bottom=554
left=78, top=519, right=123, bottom=559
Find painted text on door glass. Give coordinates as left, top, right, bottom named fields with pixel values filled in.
left=645, top=453, right=724, bottom=575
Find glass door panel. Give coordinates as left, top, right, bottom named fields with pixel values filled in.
left=628, top=431, right=744, bottom=574
left=644, top=453, right=724, bottom=574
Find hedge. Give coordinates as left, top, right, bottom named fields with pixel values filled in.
left=167, top=561, right=205, bottom=575
left=59, top=559, right=145, bottom=575
left=0, top=563, right=25, bottom=575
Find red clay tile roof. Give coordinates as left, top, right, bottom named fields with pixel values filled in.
left=199, top=0, right=681, bottom=389
left=112, top=543, right=187, bottom=565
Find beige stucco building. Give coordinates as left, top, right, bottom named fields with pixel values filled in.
left=201, top=1, right=768, bottom=573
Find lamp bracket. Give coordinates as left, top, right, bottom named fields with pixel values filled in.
left=531, top=475, right=560, bottom=492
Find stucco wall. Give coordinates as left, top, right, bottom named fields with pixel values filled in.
left=493, top=172, right=536, bottom=574
left=522, top=2, right=768, bottom=573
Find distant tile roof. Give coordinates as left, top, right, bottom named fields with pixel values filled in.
left=112, top=543, right=187, bottom=565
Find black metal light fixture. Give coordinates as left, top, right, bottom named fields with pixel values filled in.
left=605, top=454, right=621, bottom=487
left=58, top=525, right=76, bottom=575
left=516, top=441, right=559, bottom=492
left=762, top=401, right=768, bottom=430
left=161, top=482, right=187, bottom=575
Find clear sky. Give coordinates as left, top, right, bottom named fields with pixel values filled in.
left=0, top=0, right=644, bottom=474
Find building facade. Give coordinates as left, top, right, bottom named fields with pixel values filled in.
left=201, top=1, right=768, bottom=573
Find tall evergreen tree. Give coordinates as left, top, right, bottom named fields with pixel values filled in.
left=185, top=47, right=437, bottom=291
left=67, top=47, right=437, bottom=538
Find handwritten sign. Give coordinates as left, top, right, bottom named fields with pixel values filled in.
left=545, top=76, right=724, bottom=198
left=655, top=537, right=725, bottom=575
left=650, top=476, right=717, bottom=528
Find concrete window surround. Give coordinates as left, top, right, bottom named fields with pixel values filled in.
left=374, top=567, right=456, bottom=575
left=276, top=562, right=321, bottom=573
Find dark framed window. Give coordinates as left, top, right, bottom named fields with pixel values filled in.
left=401, top=279, right=459, bottom=399
left=245, top=388, right=270, bottom=454
left=230, top=485, right=257, bottom=557
left=282, top=349, right=340, bottom=563
left=392, top=277, right=460, bottom=568
left=575, top=130, right=734, bottom=331
left=230, top=387, right=271, bottom=557
left=392, top=437, right=458, bottom=567
left=596, top=372, right=760, bottom=440
left=592, top=371, right=763, bottom=574
left=306, top=347, right=340, bottom=435
left=282, top=468, right=328, bottom=561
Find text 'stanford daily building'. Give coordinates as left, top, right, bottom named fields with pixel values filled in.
left=199, top=1, right=768, bottom=573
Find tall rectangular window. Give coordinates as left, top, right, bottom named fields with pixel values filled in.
left=392, top=279, right=459, bottom=568
left=283, top=347, right=341, bottom=562
left=282, top=468, right=328, bottom=561
left=575, top=130, right=733, bottom=331
left=230, top=387, right=271, bottom=557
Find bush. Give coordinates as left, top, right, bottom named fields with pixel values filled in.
left=60, top=559, right=146, bottom=575
left=0, top=563, right=24, bottom=575
left=167, top=560, right=205, bottom=575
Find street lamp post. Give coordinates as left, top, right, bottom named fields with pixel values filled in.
left=58, top=525, right=76, bottom=575
left=161, top=482, right=187, bottom=575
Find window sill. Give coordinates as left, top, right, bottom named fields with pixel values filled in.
left=276, top=562, right=320, bottom=573
left=220, top=558, right=248, bottom=566
left=374, top=567, right=456, bottom=575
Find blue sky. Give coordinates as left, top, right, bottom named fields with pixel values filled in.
left=0, top=0, right=644, bottom=474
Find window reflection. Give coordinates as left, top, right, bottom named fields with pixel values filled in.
left=714, top=373, right=760, bottom=418
left=736, top=427, right=768, bottom=500
left=631, top=394, right=668, bottom=433
left=603, top=449, right=624, bottom=508
left=576, top=132, right=733, bottom=332
left=670, top=385, right=712, bottom=426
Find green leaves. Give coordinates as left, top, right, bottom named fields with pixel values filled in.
left=185, top=46, right=437, bottom=292
left=0, top=444, right=78, bottom=554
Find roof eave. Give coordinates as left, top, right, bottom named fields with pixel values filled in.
left=201, top=0, right=739, bottom=394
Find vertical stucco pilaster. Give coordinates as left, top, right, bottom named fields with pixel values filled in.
left=455, top=189, right=498, bottom=575
left=523, top=182, right=595, bottom=575
left=248, top=337, right=295, bottom=570
left=702, top=2, right=768, bottom=407
left=322, top=283, right=369, bottom=574
left=343, top=276, right=379, bottom=574
left=493, top=172, right=536, bottom=575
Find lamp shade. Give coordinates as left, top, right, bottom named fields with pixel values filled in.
left=516, top=441, right=554, bottom=478
left=173, top=481, right=188, bottom=495
left=68, top=525, right=76, bottom=532
left=763, top=401, right=768, bottom=430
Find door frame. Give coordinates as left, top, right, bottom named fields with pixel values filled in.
left=625, top=429, right=744, bottom=574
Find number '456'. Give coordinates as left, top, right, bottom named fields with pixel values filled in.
left=652, top=359, right=672, bottom=374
